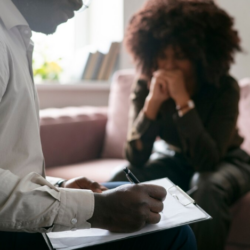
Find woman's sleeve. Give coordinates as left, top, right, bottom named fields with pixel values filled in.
left=125, top=80, right=160, bottom=168
left=174, top=79, right=240, bottom=172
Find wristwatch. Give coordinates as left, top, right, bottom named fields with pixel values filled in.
left=55, top=179, right=66, bottom=188
left=176, top=100, right=195, bottom=117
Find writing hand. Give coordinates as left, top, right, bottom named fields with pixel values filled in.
left=88, top=184, right=167, bottom=233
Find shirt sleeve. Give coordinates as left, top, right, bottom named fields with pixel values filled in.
left=125, top=80, right=160, bottom=167
left=0, top=168, right=94, bottom=233
left=173, top=79, right=241, bottom=172
left=0, top=41, right=9, bottom=102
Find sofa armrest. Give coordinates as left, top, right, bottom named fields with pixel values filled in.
left=40, top=106, right=108, bottom=168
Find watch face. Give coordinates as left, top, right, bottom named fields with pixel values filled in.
left=188, top=100, right=195, bottom=109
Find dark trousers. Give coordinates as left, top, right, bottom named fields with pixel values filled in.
left=0, top=231, right=49, bottom=250
left=0, top=226, right=196, bottom=250
left=110, top=150, right=250, bottom=250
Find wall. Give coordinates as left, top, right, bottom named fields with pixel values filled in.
left=120, top=0, right=147, bottom=70
left=216, top=0, right=250, bottom=80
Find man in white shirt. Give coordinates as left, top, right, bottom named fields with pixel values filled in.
left=0, top=0, right=196, bottom=249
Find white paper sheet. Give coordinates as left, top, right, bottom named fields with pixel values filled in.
left=47, top=178, right=211, bottom=250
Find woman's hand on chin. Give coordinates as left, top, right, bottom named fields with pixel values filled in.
left=161, top=69, right=190, bottom=106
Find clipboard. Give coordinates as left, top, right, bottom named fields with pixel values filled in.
left=45, top=178, right=211, bottom=250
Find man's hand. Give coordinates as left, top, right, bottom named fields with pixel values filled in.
left=62, top=177, right=108, bottom=193
left=88, top=184, right=167, bottom=233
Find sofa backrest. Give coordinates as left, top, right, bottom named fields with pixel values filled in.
left=102, top=69, right=135, bottom=158
left=102, top=71, right=250, bottom=158
left=238, top=78, right=250, bottom=155
left=40, top=107, right=108, bottom=167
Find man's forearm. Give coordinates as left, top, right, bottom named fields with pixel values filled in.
left=0, top=169, right=94, bottom=233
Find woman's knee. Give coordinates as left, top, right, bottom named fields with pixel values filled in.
left=190, top=171, right=230, bottom=209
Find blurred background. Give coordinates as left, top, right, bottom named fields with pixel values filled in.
left=34, top=0, right=250, bottom=108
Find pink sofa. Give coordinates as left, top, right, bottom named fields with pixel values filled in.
left=40, top=70, right=250, bottom=250
left=40, top=106, right=127, bottom=182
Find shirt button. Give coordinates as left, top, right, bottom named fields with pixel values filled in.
left=71, top=218, right=78, bottom=225
left=24, top=29, right=29, bottom=34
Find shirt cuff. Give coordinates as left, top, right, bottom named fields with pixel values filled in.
left=128, top=111, right=156, bottom=141
left=173, top=108, right=204, bottom=138
left=53, top=188, right=94, bottom=232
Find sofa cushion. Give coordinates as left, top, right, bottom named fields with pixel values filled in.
left=238, top=78, right=250, bottom=155
left=45, top=159, right=128, bottom=183
left=102, top=69, right=135, bottom=159
left=40, top=106, right=108, bottom=168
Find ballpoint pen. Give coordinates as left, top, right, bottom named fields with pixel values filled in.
left=123, top=167, right=140, bottom=184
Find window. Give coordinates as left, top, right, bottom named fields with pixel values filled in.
left=32, top=0, right=123, bottom=83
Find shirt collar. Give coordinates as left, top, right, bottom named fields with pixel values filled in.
left=0, top=0, right=29, bottom=30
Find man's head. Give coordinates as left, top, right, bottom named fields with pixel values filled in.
left=12, top=0, right=83, bottom=34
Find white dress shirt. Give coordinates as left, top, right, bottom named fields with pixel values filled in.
left=0, top=0, right=94, bottom=233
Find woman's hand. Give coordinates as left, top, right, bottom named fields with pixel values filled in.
left=158, top=70, right=190, bottom=107
left=148, top=70, right=170, bottom=104
left=62, top=177, right=108, bottom=193
left=143, top=70, right=170, bottom=120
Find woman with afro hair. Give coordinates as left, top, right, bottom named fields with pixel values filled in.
left=110, top=0, right=250, bottom=249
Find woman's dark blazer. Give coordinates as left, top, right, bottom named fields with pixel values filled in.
left=125, top=75, right=245, bottom=172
